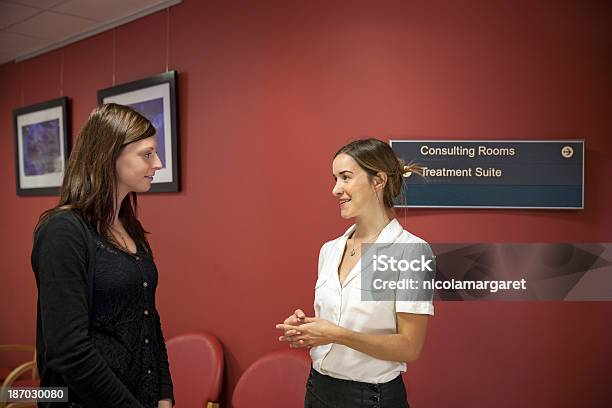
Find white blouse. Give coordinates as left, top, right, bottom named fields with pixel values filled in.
left=310, top=218, right=434, bottom=383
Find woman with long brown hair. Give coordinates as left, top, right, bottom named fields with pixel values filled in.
left=32, top=103, right=173, bottom=407
left=277, top=138, right=433, bottom=408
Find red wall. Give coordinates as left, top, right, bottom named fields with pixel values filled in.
left=1, top=1, right=611, bottom=406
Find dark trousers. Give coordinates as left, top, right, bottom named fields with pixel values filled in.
left=304, top=368, right=410, bottom=408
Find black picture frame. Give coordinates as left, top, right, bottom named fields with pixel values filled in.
left=98, top=71, right=180, bottom=192
left=13, top=97, right=70, bottom=196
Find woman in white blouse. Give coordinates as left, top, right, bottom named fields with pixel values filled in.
left=277, top=138, right=433, bottom=408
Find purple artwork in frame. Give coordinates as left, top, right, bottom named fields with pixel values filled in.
left=22, top=118, right=63, bottom=176
left=13, top=97, right=70, bottom=196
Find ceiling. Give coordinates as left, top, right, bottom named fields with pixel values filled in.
left=0, top=0, right=181, bottom=65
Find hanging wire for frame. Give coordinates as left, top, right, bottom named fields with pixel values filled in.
left=59, top=48, right=64, bottom=96
left=112, top=28, right=116, bottom=86
left=165, top=7, right=170, bottom=72
left=20, top=63, right=25, bottom=106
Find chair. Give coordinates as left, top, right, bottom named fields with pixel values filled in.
left=231, top=349, right=311, bottom=408
left=0, top=345, right=38, bottom=408
left=166, top=333, right=223, bottom=408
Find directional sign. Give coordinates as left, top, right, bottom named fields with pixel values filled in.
left=390, top=140, right=584, bottom=209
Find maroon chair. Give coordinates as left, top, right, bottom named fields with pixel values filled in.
left=166, top=333, right=223, bottom=408
left=232, top=349, right=311, bottom=408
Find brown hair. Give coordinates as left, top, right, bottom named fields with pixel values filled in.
left=334, top=138, right=422, bottom=208
left=37, top=103, right=156, bottom=254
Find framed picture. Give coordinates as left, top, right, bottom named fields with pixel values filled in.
left=98, top=71, right=179, bottom=192
left=13, top=97, right=70, bottom=196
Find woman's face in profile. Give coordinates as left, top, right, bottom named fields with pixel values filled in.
left=332, top=153, right=377, bottom=219
left=115, top=135, right=162, bottom=194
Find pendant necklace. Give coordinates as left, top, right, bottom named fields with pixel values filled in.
left=110, top=226, right=129, bottom=252
left=349, top=227, right=385, bottom=256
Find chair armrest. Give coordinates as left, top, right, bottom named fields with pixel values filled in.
left=0, top=362, right=37, bottom=408
left=1, top=362, right=36, bottom=389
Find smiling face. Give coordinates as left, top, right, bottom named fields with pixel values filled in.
left=332, top=153, right=385, bottom=220
left=115, top=135, right=162, bottom=195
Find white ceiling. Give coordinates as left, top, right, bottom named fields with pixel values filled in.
left=0, top=0, right=181, bottom=65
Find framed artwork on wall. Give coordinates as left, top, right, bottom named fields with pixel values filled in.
left=13, top=97, right=70, bottom=196
left=98, top=71, right=180, bottom=193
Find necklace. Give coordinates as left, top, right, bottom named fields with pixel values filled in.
left=110, top=226, right=129, bottom=251
left=349, top=226, right=385, bottom=256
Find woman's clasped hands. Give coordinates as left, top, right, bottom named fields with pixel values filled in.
left=276, top=309, right=341, bottom=349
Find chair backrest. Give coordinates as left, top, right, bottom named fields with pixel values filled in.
left=232, top=349, right=311, bottom=408
left=166, top=332, right=224, bottom=407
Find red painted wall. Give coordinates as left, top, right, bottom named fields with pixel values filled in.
left=1, top=1, right=611, bottom=406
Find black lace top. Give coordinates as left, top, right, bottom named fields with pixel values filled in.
left=32, top=211, right=174, bottom=408
left=89, top=236, right=171, bottom=407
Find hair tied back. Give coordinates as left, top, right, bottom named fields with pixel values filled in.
left=402, top=165, right=412, bottom=177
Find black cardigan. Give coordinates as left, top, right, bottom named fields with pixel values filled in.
left=31, top=210, right=174, bottom=407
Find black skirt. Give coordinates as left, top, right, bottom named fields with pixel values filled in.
left=305, top=368, right=410, bottom=408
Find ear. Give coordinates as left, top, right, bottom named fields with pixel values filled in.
left=372, top=172, right=388, bottom=191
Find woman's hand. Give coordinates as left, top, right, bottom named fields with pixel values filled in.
left=283, top=309, right=307, bottom=326
left=277, top=309, right=307, bottom=345
left=276, top=317, right=342, bottom=348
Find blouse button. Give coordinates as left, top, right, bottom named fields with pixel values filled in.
left=144, top=309, right=149, bottom=316
left=147, top=369, right=152, bottom=374
left=143, top=282, right=148, bottom=288
left=144, top=338, right=149, bottom=344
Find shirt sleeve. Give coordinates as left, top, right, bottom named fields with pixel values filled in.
left=395, top=241, right=435, bottom=316
left=155, top=308, right=174, bottom=404
left=33, top=214, right=145, bottom=407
